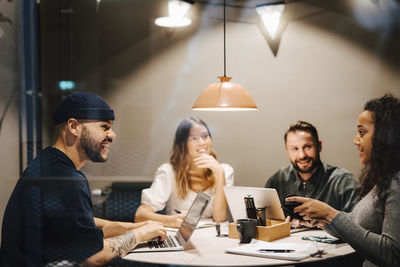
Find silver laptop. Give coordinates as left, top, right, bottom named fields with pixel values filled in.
left=223, top=186, right=285, bottom=221
left=131, top=191, right=211, bottom=252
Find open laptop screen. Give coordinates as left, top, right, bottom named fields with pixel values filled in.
left=224, top=186, right=285, bottom=221
left=178, top=191, right=210, bottom=242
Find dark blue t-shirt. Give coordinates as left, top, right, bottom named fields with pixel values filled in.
left=0, top=147, right=103, bottom=266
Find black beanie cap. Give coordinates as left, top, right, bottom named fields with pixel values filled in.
left=52, top=91, right=115, bottom=124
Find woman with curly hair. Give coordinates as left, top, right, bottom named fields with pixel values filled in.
left=135, top=117, right=234, bottom=228
left=286, top=94, right=400, bottom=267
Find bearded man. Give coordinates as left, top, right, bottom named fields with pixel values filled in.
left=265, top=121, right=358, bottom=219
left=0, top=92, right=166, bottom=267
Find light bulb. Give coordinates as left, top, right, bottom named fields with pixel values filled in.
left=256, top=4, right=285, bottom=40
left=155, top=0, right=192, bottom=28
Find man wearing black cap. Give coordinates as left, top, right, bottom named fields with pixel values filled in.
left=0, top=92, right=166, bottom=266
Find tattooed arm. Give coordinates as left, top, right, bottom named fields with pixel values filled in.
left=81, top=221, right=166, bottom=266
left=105, top=230, right=137, bottom=257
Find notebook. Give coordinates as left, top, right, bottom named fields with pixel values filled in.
left=223, top=186, right=285, bottom=221
left=131, top=191, right=211, bottom=252
left=226, top=239, right=323, bottom=261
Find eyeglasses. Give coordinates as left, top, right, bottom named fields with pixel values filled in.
left=188, top=133, right=210, bottom=143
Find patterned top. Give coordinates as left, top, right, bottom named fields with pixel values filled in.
left=0, top=147, right=103, bottom=266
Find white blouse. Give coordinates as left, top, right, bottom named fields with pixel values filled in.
left=141, top=163, right=234, bottom=218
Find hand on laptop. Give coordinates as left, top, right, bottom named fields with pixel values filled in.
left=164, top=213, right=187, bottom=228
left=134, top=221, right=167, bottom=243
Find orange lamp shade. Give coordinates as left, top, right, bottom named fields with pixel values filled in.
left=192, top=76, right=258, bottom=111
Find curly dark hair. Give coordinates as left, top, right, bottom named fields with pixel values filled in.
left=359, top=94, right=400, bottom=202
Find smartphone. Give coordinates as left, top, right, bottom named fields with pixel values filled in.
left=282, top=199, right=303, bottom=221
left=244, top=195, right=257, bottom=220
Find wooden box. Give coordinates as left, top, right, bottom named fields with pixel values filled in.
left=228, top=220, right=290, bottom=242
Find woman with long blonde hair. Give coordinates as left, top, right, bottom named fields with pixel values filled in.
left=135, top=117, right=234, bottom=227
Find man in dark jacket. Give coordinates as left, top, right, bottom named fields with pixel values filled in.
left=0, top=92, right=166, bottom=266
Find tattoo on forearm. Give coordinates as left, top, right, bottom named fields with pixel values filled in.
left=106, top=231, right=137, bottom=257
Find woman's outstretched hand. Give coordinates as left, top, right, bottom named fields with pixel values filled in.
left=285, top=196, right=340, bottom=224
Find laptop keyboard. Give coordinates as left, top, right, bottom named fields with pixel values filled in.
left=148, top=236, right=181, bottom=249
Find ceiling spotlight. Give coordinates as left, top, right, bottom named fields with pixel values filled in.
left=155, top=0, right=193, bottom=28
left=256, top=2, right=285, bottom=40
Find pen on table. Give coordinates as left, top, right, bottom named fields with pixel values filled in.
left=257, top=249, right=295, bottom=253
left=174, top=209, right=181, bottom=214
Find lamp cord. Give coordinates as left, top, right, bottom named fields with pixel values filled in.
left=223, top=0, right=226, bottom=77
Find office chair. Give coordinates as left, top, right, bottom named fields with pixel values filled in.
left=93, top=181, right=166, bottom=222
left=104, top=182, right=152, bottom=222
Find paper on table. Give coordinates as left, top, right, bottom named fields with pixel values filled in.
left=165, top=219, right=216, bottom=232
left=197, top=220, right=216, bottom=228
left=225, top=239, right=321, bottom=261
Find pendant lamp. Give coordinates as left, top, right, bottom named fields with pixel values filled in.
left=192, top=0, right=257, bottom=111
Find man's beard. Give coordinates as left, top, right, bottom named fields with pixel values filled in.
left=291, top=155, right=321, bottom=174
left=80, top=126, right=107, bottom=162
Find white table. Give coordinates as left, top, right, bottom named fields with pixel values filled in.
left=124, top=222, right=355, bottom=266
